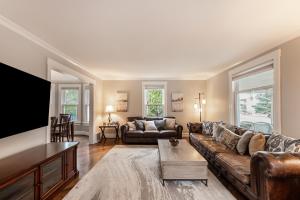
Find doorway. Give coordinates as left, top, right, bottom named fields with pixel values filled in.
left=47, top=58, right=96, bottom=144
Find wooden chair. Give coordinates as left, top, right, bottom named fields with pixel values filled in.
left=50, top=117, right=60, bottom=142
left=59, top=114, right=71, bottom=142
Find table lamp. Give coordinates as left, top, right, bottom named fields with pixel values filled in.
left=105, top=105, right=114, bottom=124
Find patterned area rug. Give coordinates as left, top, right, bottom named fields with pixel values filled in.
left=64, top=146, right=236, bottom=200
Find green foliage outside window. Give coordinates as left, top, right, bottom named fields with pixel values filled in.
left=146, top=89, right=164, bottom=117
left=252, top=91, right=272, bottom=117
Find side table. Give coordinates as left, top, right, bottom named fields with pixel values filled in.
left=99, top=124, right=120, bottom=144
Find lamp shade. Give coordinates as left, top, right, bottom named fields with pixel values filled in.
left=202, top=99, right=206, bottom=105
left=105, top=105, right=114, bottom=113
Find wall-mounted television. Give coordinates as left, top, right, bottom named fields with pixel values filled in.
left=0, top=62, right=51, bottom=139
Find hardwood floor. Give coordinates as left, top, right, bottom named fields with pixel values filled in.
left=52, top=135, right=119, bottom=200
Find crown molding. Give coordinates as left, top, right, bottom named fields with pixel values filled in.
left=0, top=14, right=101, bottom=80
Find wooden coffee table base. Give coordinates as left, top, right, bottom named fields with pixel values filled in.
left=162, top=179, right=208, bottom=186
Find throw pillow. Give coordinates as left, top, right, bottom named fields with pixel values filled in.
left=135, top=120, right=146, bottom=131
left=164, top=118, right=176, bottom=130
left=127, top=121, right=136, bottom=131
left=189, top=123, right=202, bottom=133
left=144, top=121, right=158, bottom=131
left=212, top=124, right=225, bottom=142
left=236, top=131, right=254, bottom=155
left=224, top=124, right=238, bottom=133
left=249, top=133, right=266, bottom=156
left=219, top=128, right=241, bottom=152
left=266, top=133, right=294, bottom=152
left=285, top=140, right=300, bottom=153
left=202, top=121, right=214, bottom=136
left=154, top=119, right=166, bottom=131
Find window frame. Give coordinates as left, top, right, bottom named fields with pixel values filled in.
left=228, top=49, right=281, bottom=132
left=142, top=81, right=167, bottom=117
left=58, top=84, right=82, bottom=123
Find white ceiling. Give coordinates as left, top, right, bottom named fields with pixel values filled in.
left=1, top=0, right=300, bottom=80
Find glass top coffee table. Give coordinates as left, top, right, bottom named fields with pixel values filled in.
left=158, top=139, right=208, bottom=186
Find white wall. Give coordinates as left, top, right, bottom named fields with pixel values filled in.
left=102, top=80, right=206, bottom=132
left=206, top=36, right=300, bottom=139
left=0, top=24, right=102, bottom=158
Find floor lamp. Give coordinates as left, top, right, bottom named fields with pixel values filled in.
left=194, top=93, right=206, bottom=122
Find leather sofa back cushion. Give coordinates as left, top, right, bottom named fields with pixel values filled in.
left=219, top=128, right=241, bottom=152
left=249, top=133, right=266, bottom=156
left=266, top=133, right=294, bottom=152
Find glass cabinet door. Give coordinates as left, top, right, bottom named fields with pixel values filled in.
left=41, top=155, right=63, bottom=196
left=0, top=171, right=36, bottom=200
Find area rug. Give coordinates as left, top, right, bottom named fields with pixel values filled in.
left=64, top=146, right=236, bottom=200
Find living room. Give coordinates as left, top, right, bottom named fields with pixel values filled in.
left=1, top=1, right=300, bottom=200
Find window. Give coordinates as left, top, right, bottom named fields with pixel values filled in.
left=59, top=84, right=81, bottom=122
left=233, top=69, right=273, bottom=134
left=142, top=82, right=167, bottom=117
left=83, top=85, right=90, bottom=123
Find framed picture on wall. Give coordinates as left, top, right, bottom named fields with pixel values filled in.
left=116, top=91, right=128, bottom=112
left=171, top=92, right=183, bottom=112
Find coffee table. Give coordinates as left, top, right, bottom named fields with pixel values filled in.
left=158, top=139, right=208, bottom=186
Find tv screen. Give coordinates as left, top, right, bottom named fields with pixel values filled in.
left=0, top=62, right=51, bottom=139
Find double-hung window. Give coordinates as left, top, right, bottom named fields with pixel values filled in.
left=142, top=82, right=167, bottom=117
left=59, top=84, right=81, bottom=122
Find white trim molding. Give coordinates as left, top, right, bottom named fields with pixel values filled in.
left=228, top=49, right=281, bottom=132
left=142, top=81, right=168, bottom=117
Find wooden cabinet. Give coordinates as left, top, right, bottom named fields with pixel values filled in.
left=0, top=142, right=78, bottom=200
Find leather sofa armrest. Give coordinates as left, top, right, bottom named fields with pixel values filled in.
left=250, top=151, right=300, bottom=199
left=187, top=122, right=203, bottom=134
left=120, top=124, right=129, bottom=141
left=175, top=124, right=183, bottom=139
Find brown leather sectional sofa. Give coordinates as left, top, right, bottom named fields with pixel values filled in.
left=188, top=122, right=300, bottom=200
left=121, top=117, right=183, bottom=144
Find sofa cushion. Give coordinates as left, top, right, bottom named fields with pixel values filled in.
left=266, top=133, right=294, bottom=152
left=190, top=133, right=213, bottom=141
left=126, top=130, right=144, bottom=138
left=212, top=124, right=225, bottom=142
left=154, top=119, right=166, bottom=131
left=216, top=153, right=251, bottom=185
left=249, top=133, right=266, bottom=156
left=202, top=121, right=214, bottom=136
left=189, top=123, right=202, bottom=133
left=219, top=128, right=241, bottom=152
left=164, top=118, right=176, bottom=130
left=144, top=130, right=160, bottom=138
left=127, top=121, right=136, bottom=131
left=135, top=120, right=146, bottom=131
left=199, top=140, right=232, bottom=154
left=236, top=131, right=254, bottom=155
left=159, top=130, right=177, bottom=137
left=285, top=140, right=300, bottom=153
left=144, top=121, right=158, bottom=131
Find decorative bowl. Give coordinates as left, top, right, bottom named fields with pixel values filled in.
left=169, top=137, right=179, bottom=147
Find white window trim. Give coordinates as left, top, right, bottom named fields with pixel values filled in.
left=58, top=84, right=82, bottom=123
left=228, top=49, right=281, bottom=132
left=142, top=81, right=167, bottom=117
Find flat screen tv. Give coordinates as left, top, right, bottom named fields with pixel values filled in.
left=0, top=62, right=51, bottom=139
